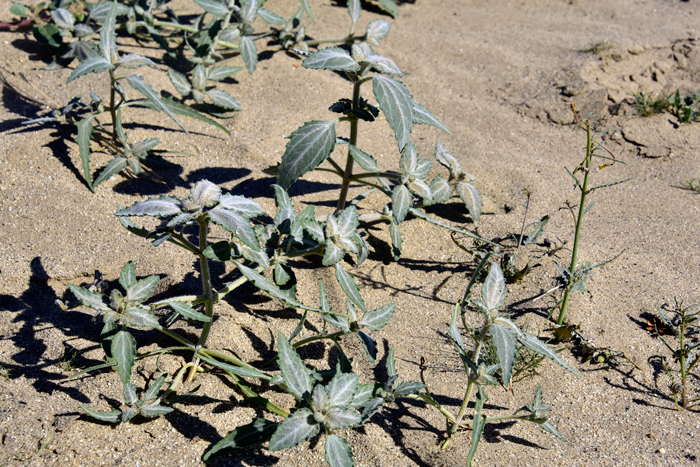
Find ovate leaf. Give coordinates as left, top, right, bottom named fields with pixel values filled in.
left=363, top=55, right=403, bottom=77
left=365, top=19, right=390, bottom=42
left=302, top=47, right=359, bottom=72
left=268, top=408, right=319, bottom=451
left=481, top=263, right=506, bottom=313
left=347, top=0, right=360, bottom=28
left=327, top=373, right=359, bottom=408
left=325, top=434, right=354, bottom=467
left=51, top=8, right=75, bottom=30
left=208, top=65, right=243, bottom=81
left=376, top=0, right=398, bottom=18
left=207, top=89, right=242, bottom=111
left=194, top=0, right=229, bottom=17
left=126, top=275, right=160, bottom=302
left=324, top=408, right=361, bottom=430
left=356, top=330, right=377, bottom=362
left=208, top=208, right=259, bottom=250
left=457, top=182, right=482, bottom=221
left=359, top=303, right=395, bottom=331
left=167, top=68, right=191, bottom=97
left=258, top=9, right=286, bottom=25
left=348, top=145, right=378, bottom=172
left=68, top=283, right=110, bottom=311
left=240, top=35, right=258, bottom=74
left=372, top=75, right=413, bottom=150
left=218, top=194, right=265, bottom=218
left=434, top=141, right=462, bottom=177
left=277, top=120, right=337, bottom=189
left=119, top=261, right=136, bottom=289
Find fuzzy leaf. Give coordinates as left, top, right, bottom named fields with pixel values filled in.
left=325, top=435, right=354, bottom=467
left=258, top=8, right=286, bottom=25
left=218, top=194, right=265, bottom=218
left=489, top=324, right=517, bottom=388
left=366, top=19, right=390, bottom=41
left=133, top=97, right=229, bottom=134
left=79, top=404, right=121, bottom=423
left=100, top=2, right=118, bottom=63
left=389, top=221, right=402, bottom=260
left=167, top=68, right=191, bottom=97
left=428, top=175, right=451, bottom=204
left=196, top=353, right=270, bottom=380
left=112, top=330, right=136, bottom=385
left=68, top=283, right=110, bottom=311
left=394, top=381, right=426, bottom=397
left=240, top=0, right=259, bottom=22
left=481, top=263, right=506, bottom=313
left=434, top=141, right=462, bottom=177
left=10, top=4, right=28, bottom=18
left=376, top=0, right=398, bottom=18
left=194, top=0, right=229, bottom=17
left=122, top=306, right=160, bottom=329
left=119, top=262, right=136, bottom=289
left=117, top=54, right=158, bottom=69
left=466, top=387, right=487, bottom=467
left=269, top=408, right=319, bottom=451
left=327, top=373, right=359, bottom=408
left=143, top=375, right=167, bottom=402
left=208, top=208, right=259, bottom=250
left=126, top=275, right=160, bottom=302
left=139, top=404, right=174, bottom=418
left=278, top=120, right=337, bottom=189
left=457, top=182, right=482, bottom=221
left=67, top=56, right=114, bottom=83
left=391, top=184, right=411, bottom=225
left=516, top=331, right=580, bottom=377
left=408, top=179, right=432, bottom=201
left=52, top=8, right=75, bottom=30
left=323, top=241, right=344, bottom=266
left=93, top=156, right=127, bottom=189
left=208, top=65, right=243, bottom=81
left=299, top=0, right=315, bottom=22
left=207, top=89, right=242, bottom=111
left=335, top=264, right=367, bottom=313
left=372, top=75, right=413, bottom=149
left=360, top=303, right=395, bottom=331
left=116, top=196, right=182, bottom=217
left=240, top=35, right=258, bottom=74
left=235, top=262, right=320, bottom=312
left=324, top=408, right=361, bottom=430
left=204, top=418, right=277, bottom=460
left=363, top=55, right=403, bottom=77
left=413, top=102, right=450, bottom=133
left=167, top=301, right=211, bottom=322
left=356, top=331, right=377, bottom=362
left=302, top=47, right=360, bottom=72
left=348, top=145, right=378, bottom=172
left=126, top=75, right=186, bottom=132
left=190, top=180, right=221, bottom=207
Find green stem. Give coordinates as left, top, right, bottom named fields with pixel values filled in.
left=188, top=216, right=214, bottom=381
left=109, top=69, right=118, bottom=142
left=557, top=120, right=593, bottom=325
left=158, top=327, right=196, bottom=348
left=148, top=19, right=199, bottom=34
left=336, top=78, right=362, bottom=213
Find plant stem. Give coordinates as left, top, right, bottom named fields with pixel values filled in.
left=557, top=119, right=593, bottom=325
left=109, top=69, right=118, bottom=142
left=149, top=19, right=199, bottom=34
left=188, top=215, right=214, bottom=381
left=336, top=78, right=362, bottom=213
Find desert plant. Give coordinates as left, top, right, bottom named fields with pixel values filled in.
left=413, top=259, right=579, bottom=465
left=633, top=91, right=670, bottom=117
left=649, top=299, right=700, bottom=411
left=552, top=104, right=629, bottom=325
left=670, top=89, right=700, bottom=124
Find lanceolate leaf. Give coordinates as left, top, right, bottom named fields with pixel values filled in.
left=299, top=0, right=316, bottom=23
left=68, top=283, right=110, bottom=311
left=167, top=68, right=191, bottom=97
left=79, top=404, right=121, bottom=423
left=457, top=182, right=482, bottom=221
left=365, top=19, right=390, bottom=42
left=125, top=75, right=186, bottom=132
left=434, top=141, right=462, bottom=177
left=116, top=196, right=182, bottom=217
left=481, top=263, right=506, bottom=313
left=117, top=54, right=158, bottom=69
left=76, top=115, right=95, bottom=190
left=466, top=387, right=487, bottom=467
left=218, top=194, right=265, bottom=218
left=389, top=221, right=402, bottom=260
left=335, top=264, right=367, bottom=313
left=234, top=262, right=321, bottom=313
left=67, top=56, right=114, bottom=83
left=269, top=408, right=319, bottom=451
left=167, top=300, right=211, bottom=322
left=208, top=65, right=243, bottom=81
left=258, top=9, right=286, bottom=25
left=360, top=303, right=395, bottom=331
left=376, top=0, right=399, bottom=18
left=277, top=120, right=337, bottom=189
left=325, top=434, right=354, bottom=467
left=112, top=330, right=136, bottom=385
left=302, top=47, right=360, bottom=72
left=196, top=353, right=270, bottom=380
left=194, top=0, right=230, bottom=17
left=207, top=89, right=242, bottom=111
left=489, top=324, right=517, bottom=388
left=372, top=75, right=413, bottom=150
left=516, top=331, right=581, bottom=377
left=132, top=97, right=229, bottom=134
left=240, top=36, right=258, bottom=74
left=139, top=404, right=174, bottom=418
left=357, top=330, right=377, bottom=362
left=100, top=1, right=118, bottom=63
left=391, top=184, right=411, bottom=225
left=348, top=145, right=378, bottom=172
left=119, top=261, right=136, bottom=289
left=204, top=418, right=278, bottom=460
left=413, top=102, right=450, bottom=134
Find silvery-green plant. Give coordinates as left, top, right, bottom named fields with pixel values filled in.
left=413, top=259, right=580, bottom=465
left=63, top=178, right=425, bottom=462
left=649, top=299, right=700, bottom=411
left=268, top=45, right=495, bottom=259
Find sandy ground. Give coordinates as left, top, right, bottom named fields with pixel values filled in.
left=1, top=0, right=699, bottom=465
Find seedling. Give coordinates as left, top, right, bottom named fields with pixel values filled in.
left=413, top=259, right=579, bottom=465
left=633, top=91, right=670, bottom=117
left=649, top=299, right=700, bottom=411
left=670, top=89, right=700, bottom=124
left=552, top=104, right=629, bottom=325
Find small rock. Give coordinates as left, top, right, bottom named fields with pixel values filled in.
left=658, top=448, right=666, bottom=455
left=654, top=60, right=672, bottom=73
left=641, top=146, right=669, bottom=158
left=674, top=52, right=688, bottom=69
left=611, top=53, right=624, bottom=62
left=628, top=45, right=645, bottom=55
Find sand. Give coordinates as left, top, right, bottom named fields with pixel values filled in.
left=1, top=0, right=699, bottom=465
